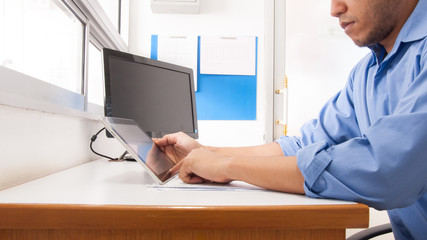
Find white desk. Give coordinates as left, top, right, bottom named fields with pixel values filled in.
left=0, top=159, right=369, bottom=240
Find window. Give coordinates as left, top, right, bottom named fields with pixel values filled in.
left=120, top=0, right=129, bottom=45
left=87, top=41, right=104, bottom=106
left=98, top=0, right=120, bottom=31
left=1, top=0, right=84, bottom=94
left=0, top=0, right=129, bottom=115
left=96, top=0, right=129, bottom=46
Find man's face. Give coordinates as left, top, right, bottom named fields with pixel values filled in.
left=331, top=0, right=400, bottom=47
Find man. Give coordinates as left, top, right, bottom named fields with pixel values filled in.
left=154, top=0, right=427, bottom=239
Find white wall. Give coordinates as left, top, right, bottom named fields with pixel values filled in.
left=128, top=0, right=272, bottom=147
left=0, top=104, right=124, bottom=191
left=285, top=0, right=370, bottom=136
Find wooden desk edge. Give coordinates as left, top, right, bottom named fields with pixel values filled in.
left=0, top=203, right=368, bottom=230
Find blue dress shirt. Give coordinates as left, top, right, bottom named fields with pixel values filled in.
left=276, top=1, right=427, bottom=239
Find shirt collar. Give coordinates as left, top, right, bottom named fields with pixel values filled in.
left=368, top=44, right=387, bottom=66
left=397, top=0, right=427, bottom=43
left=368, top=0, right=427, bottom=66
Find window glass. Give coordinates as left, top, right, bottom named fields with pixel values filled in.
left=0, top=2, right=4, bottom=62
left=98, top=0, right=119, bottom=32
left=0, top=0, right=84, bottom=94
left=87, top=41, right=104, bottom=106
left=120, top=0, right=129, bottom=45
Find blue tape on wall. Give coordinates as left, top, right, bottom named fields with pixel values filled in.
left=150, top=35, right=158, bottom=59
left=151, top=35, right=257, bottom=120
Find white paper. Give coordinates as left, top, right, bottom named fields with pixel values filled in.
left=200, top=36, right=256, bottom=76
left=157, top=35, right=198, bottom=91
left=149, top=178, right=267, bottom=192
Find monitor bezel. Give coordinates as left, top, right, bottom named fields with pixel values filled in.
left=102, top=48, right=199, bottom=139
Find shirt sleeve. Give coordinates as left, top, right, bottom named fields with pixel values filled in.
left=275, top=71, right=361, bottom=156
left=296, top=64, right=427, bottom=210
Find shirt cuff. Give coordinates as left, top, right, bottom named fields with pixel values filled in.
left=274, top=136, right=302, bottom=156
left=297, top=141, right=332, bottom=194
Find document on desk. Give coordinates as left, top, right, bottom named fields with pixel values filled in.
left=148, top=178, right=266, bottom=191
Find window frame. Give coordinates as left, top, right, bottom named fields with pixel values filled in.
left=86, top=36, right=105, bottom=115
left=75, top=0, right=127, bottom=51
left=0, top=0, right=128, bottom=119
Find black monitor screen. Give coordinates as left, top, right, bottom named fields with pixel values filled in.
left=103, top=48, right=198, bottom=138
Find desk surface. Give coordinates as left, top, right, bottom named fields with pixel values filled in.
left=0, top=159, right=356, bottom=206
left=0, top=159, right=368, bottom=239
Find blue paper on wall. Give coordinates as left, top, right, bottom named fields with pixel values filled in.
left=151, top=35, right=257, bottom=120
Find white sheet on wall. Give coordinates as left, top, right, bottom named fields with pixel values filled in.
left=200, top=36, right=256, bottom=76
left=157, top=35, right=198, bottom=91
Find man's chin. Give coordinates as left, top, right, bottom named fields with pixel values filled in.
left=350, top=37, right=373, bottom=48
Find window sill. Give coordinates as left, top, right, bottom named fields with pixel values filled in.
left=0, top=66, right=103, bottom=121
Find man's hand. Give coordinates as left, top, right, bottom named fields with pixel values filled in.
left=153, top=132, right=203, bottom=164
left=170, top=148, right=233, bottom=184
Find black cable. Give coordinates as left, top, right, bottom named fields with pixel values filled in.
left=90, top=127, right=118, bottom=160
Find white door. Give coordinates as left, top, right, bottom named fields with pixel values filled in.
left=274, top=0, right=368, bottom=139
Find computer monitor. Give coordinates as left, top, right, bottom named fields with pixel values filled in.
left=102, top=48, right=198, bottom=139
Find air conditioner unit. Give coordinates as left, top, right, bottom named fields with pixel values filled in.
left=150, top=0, right=200, bottom=14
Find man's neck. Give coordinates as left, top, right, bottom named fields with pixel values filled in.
left=380, top=0, right=419, bottom=53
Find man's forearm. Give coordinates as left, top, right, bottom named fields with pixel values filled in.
left=205, top=142, right=284, bottom=157
left=226, top=155, right=305, bottom=194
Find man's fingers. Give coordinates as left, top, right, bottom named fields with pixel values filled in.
left=179, top=165, right=196, bottom=183
left=178, top=161, right=205, bottom=184
left=169, top=161, right=183, bottom=175
left=188, top=176, right=204, bottom=184
left=180, top=172, right=204, bottom=184
left=154, top=133, right=182, bottom=146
